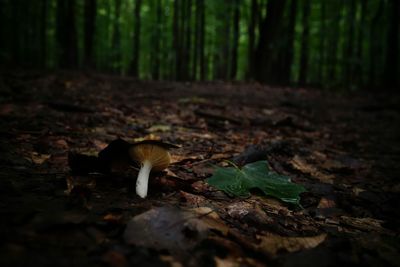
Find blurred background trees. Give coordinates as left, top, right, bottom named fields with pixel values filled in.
left=0, top=0, right=398, bottom=90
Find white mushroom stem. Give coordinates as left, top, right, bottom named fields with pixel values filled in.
left=136, top=160, right=152, bottom=198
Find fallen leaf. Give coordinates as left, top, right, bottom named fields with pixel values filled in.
left=124, top=206, right=228, bottom=257
left=147, top=124, right=172, bottom=133
left=133, top=134, right=161, bottom=142
left=290, top=155, right=335, bottom=184
left=29, top=152, right=51, bottom=164
left=102, top=250, right=128, bottom=267
left=339, top=216, right=386, bottom=233
left=256, top=233, right=327, bottom=257
left=65, top=175, right=96, bottom=194
left=178, top=96, right=208, bottom=104
left=207, top=161, right=306, bottom=205
left=179, top=191, right=208, bottom=207
left=214, top=257, right=240, bottom=267
left=103, top=213, right=124, bottom=223
left=53, top=139, right=69, bottom=150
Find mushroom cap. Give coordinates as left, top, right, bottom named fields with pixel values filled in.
left=129, top=144, right=171, bottom=171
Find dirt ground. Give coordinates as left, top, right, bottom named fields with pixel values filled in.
left=0, top=71, right=399, bottom=267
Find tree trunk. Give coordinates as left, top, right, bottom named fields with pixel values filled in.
left=179, top=0, right=187, bottom=80
left=281, top=0, right=297, bottom=84
left=298, top=0, right=310, bottom=86
left=354, top=0, right=366, bottom=86
left=130, top=0, right=142, bottom=77
left=327, top=2, right=341, bottom=84
left=152, top=0, right=162, bottom=80
left=173, top=0, right=180, bottom=80
left=111, top=0, right=121, bottom=72
left=216, top=1, right=231, bottom=80
left=84, top=0, right=96, bottom=68
left=56, top=0, right=78, bottom=68
left=254, top=0, right=286, bottom=83
left=230, top=0, right=240, bottom=80
left=343, top=0, right=356, bottom=86
left=384, top=0, right=399, bottom=89
left=247, top=0, right=258, bottom=80
left=184, top=0, right=192, bottom=80
left=369, top=0, right=384, bottom=87
left=199, top=0, right=206, bottom=80
left=40, top=0, right=48, bottom=68
left=318, top=0, right=325, bottom=85
left=192, top=0, right=201, bottom=80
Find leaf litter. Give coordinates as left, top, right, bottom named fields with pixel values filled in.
left=1, top=73, right=399, bottom=267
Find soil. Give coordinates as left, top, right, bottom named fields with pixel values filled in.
left=0, top=71, right=399, bottom=267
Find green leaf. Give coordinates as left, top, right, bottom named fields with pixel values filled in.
left=206, top=160, right=306, bottom=205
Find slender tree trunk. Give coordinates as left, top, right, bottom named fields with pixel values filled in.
left=318, top=0, right=325, bottom=85
left=111, top=0, right=121, bottom=72
left=131, top=0, right=142, bottom=77
left=152, top=0, right=162, bottom=80
left=173, top=0, right=180, bottom=80
left=230, top=0, right=240, bottom=80
left=192, top=0, right=201, bottom=80
left=216, top=1, right=231, bottom=80
left=57, top=0, right=78, bottom=68
left=369, top=0, right=384, bottom=87
left=247, top=0, right=258, bottom=80
left=84, top=0, right=96, bottom=68
left=184, top=0, right=192, bottom=80
left=179, top=0, right=187, bottom=80
left=355, top=0, right=366, bottom=86
left=254, top=0, right=286, bottom=83
left=40, top=0, right=48, bottom=68
left=343, top=0, right=356, bottom=86
left=199, top=0, right=206, bottom=80
left=384, top=0, right=399, bottom=88
left=298, top=0, right=310, bottom=86
left=326, top=2, right=341, bottom=84
left=282, top=0, right=297, bottom=84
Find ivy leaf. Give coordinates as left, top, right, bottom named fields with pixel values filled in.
left=206, top=160, right=306, bottom=205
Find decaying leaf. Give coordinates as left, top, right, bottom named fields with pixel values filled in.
left=207, top=160, right=306, bottom=205
left=256, top=233, right=327, bottom=257
left=65, top=175, right=96, bottom=194
left=147, top=124, right=172, bottom=133
left=29, top=152, right=51, bottom=164
left=123, top=206, right=228, bottom=256
left=290, top=155, right=335, bottom=184
left=339, top=216, right=386, bottom=233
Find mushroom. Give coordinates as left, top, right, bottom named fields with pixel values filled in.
left=129, top=140, right=177, bottom=198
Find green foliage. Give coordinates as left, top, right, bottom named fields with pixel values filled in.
left=0, top=0, right=397, bottom=89
left=207, top=161, right=306, bottom=205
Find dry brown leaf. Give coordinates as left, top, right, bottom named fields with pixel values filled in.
left=124, top=206, right=229, bottom=256
left=214, top=257, right=240, bottom=267
left=179, top=191, right=208, bottom=207
left=159, top=255, right=183, bottom=267
left=317, top=197, right=336, bottom=209
left=291, top=155, right=335, bottom=184
left=147, top=124, right=172, bottom=133
left=171, top=154, right=201, bottom=164
left=256, top=233, right=327, bottom=257
left=339, top=216, right=386, bottom=232
left=101, top=250, right=128, bottom=267
left=29, top=152, right=51, bottom=164
left=65, top=175, right=96, bottom=194
left=103, top=213, right=123, bottom=223
left=53, top=139, right=69, bottom=149
left=190, top=207, right=229, bottom=236
left=191, top=180, right=211, bottom=192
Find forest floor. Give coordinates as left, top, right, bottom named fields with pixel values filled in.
left=0, top=71, right=399, bottom=267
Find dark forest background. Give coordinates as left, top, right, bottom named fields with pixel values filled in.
left=0, top=0, right=399, bottom=90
